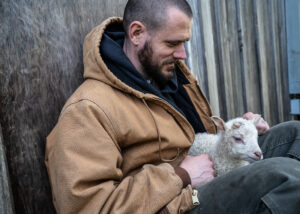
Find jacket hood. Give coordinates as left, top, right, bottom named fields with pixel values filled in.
left=83, top=17, right=157, bottom=99
left=82, top=17, right=210, bottom=134
left=83, top=18, right=135, bottom=93
left=83, top=17, right=196, bottom=99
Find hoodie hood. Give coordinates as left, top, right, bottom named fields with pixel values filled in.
left=82, top=17, right=208, bottom=133
left=83, top=17, right=185, bottom=99
left=83, top=17, right=142, bottom=96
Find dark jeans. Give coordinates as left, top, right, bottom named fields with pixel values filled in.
left=188, top=121, right=300, bottom=214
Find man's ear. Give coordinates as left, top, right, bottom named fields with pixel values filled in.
left=128, top=21, right=147, bottom=46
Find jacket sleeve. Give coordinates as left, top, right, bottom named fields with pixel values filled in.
left=45, top=100, right=194, bottom=214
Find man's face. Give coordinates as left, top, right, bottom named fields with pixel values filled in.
left=138, top=7, right=192, bottom=88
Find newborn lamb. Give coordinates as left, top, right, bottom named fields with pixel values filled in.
left=189, top=116, right=263, bottom=176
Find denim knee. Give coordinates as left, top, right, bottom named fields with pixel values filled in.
left=257, top=157, right=300, bottom=176
left=259, top=121, right=300, bottom=159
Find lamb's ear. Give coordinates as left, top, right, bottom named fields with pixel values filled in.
left=211, top=116, right=226, bottom=131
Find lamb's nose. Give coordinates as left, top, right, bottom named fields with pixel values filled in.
left=254, top=152, right=262, bottom=160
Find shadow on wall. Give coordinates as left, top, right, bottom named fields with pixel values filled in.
left=0, top=0, right=126, bottom=213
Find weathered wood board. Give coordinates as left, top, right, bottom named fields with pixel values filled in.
left=0, top=125, right=15, bottom=214
left=238, top=0, right=261, bottom=114
left=0, top=0, right=127, bottom=213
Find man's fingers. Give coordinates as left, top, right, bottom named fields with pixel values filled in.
left=243, top=112, right=270, bottom=135
left=243, top=112, right=260, bottom=120
left=256, top=117, right=270, bottom=135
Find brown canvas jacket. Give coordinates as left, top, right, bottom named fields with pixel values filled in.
left=45, top=17, right=216, bottom=214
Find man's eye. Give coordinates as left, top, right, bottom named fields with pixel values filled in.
left=167, top=42, right=179, bottom=47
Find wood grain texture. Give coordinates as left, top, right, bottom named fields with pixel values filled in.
left=278, top=0, right=290, bottom=120
left=186, top=0, right=209, bottom=96
left=200, top=0, right=220, bottom=116
left=186, top=0, right=290, bottom=124
left=215, top=0, right=245, bottom=119
left=0, top=0, right=126, bottom=213
left=271, top=0, right=285, bottom=122
left=0, top=125, right=15, bottom=214
left=256, top=0, right=278, bottom=125
left=238, top=0, right=261, bottom=114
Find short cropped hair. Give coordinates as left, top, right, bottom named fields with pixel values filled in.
left=123, top=0, right=193, bottom=37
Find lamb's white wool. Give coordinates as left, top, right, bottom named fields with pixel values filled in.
left=189, top=116, right=263, bottom=176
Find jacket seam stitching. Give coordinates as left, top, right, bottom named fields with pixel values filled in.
left=60, top=99, right=120, bottom=149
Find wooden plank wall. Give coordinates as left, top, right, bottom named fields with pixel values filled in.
left=186, top=0, right=290, bottom=125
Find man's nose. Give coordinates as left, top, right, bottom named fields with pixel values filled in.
left=173, top=44, right=187, bottom=59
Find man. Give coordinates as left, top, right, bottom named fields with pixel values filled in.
left=45, top=0, right=300, bottom=213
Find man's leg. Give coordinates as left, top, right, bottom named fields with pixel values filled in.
left=258, top=121, right=300, bottom=160
left=188, top=157, right=300, bottom=214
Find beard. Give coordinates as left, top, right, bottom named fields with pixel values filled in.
left=138, top=40, right=176, bottom=89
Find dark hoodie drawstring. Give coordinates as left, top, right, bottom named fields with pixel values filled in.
left=142, top=98, right=180, bottom=162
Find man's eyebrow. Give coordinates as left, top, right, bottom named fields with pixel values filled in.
left=165, top=39, right=190, bottom=43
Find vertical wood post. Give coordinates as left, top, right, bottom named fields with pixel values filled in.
left=186, top=0, right=209, bottom=97
left=256, top=0, right=278, bottom=125
left=200, top=0, right=220, bottom=116
left=239, top=0, right=261, bottom=114
left=215, top=0, right=245, bottom=119
left=271, top=0, right=285, bottom=122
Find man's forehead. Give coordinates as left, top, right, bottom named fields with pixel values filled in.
left=156, top=20, right=192, bottom=41
left=166, top=6, right=192, bottom=23
left=146, top=6, right=192, bottom=41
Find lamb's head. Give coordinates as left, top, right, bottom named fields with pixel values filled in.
left=211, top=116, right=263, bottom=163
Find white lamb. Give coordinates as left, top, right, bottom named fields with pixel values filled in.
left=189, top=116, right=263, bottom=176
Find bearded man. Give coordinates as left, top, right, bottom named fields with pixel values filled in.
left=45, top=0, right=300, bottom=213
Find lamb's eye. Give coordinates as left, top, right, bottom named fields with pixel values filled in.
left=233, top=136, right=243, bottom=143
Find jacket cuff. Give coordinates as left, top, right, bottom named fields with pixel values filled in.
left=173, top=166, right=191, bottom=188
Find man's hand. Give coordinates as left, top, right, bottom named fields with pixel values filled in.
left=179, top=154, right=215, bottom=188
left=243, top=112, right=270, bottom=135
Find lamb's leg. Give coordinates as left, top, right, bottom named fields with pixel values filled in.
left=187, top=157, right=300, bottom=214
